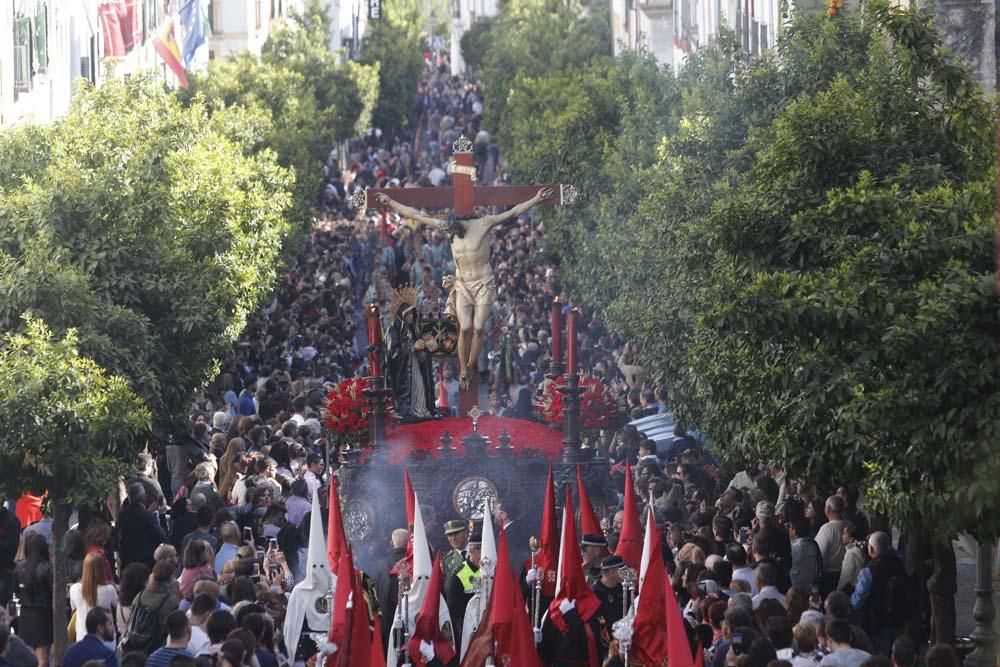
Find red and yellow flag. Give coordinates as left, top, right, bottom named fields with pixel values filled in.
left=152, top=17, right=188, bottom=88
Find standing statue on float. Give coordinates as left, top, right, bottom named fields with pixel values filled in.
left=386, top=287, right=439, bottom=422
left=375, top=186, right=553, bottom=389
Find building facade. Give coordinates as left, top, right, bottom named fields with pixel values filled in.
left=320, top=0, right=366, bottom=56
left=0, top=0, right=101, bottom=125
left=449, top=0, right=498, bottom=74
left=207, top=0, right=301, bottom=59
left=2, top=0, right=336, bottom=127
left=1, top=0, right=177, bottom=126
left=613, top=0, right=996, bottom=94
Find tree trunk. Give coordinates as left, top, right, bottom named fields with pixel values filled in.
left=929, top=539, right=958, bottom=645
left=51, top=499, right=70, bottom=665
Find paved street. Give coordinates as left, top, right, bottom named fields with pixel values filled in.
left=956, top=547, right=978, bottom=636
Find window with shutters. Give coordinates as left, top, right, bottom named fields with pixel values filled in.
left=34, top=2, right=48, bottom=72
left=13, top=14, right=33, bottom=98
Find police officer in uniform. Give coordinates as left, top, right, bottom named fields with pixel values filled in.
left=591, top=555, right=626, bottom=629
left=444, top=529, right=482, bottom=646
left=580, top=534, right=609, bottom=587
left=442, top=519, right=470, bottom=583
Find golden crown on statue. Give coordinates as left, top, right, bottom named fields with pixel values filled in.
left=390, top=285, right=419, bottom=313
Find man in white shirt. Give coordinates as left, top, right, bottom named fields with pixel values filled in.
left=187, top=594, right=215, bottom=655
left=751, top=562, right=786, bottom=609
left=727, top=544, right=759, bottom=595
left=814, top=495, right=848, bottom=595
left=302, top=454, right=324, bottom=498
left=728, top=460, right=760, bottom=491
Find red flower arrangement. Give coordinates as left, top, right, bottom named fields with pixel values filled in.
left=322, top=377, right=391, bottom=439
left=537, top=375, right=620, bottom=430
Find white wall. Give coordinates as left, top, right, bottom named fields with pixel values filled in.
left=209, top=0, right=264, bottom=58
left=611, top=0, right=674, bottom=68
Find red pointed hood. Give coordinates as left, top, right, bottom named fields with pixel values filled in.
left=630, top=518, right=667, bottom=667
left=370, top=614, right=386, bottom=667
left=328, top=546, right=355, bottom=665
left=408, top=553, right=456, bottom=666
left=665, top=555, right=695, bottom=667
left=392, top=470, right=416, bottom=576
left=492, top=527, right=542, bottom=667
left=327, top=476, right=348, bottom=577
left=614, top=464, right=643, bottom=570
left=532, top=467, right=560, bottom=597
left=576, top=466, right=602, bottom=537
left=548, top=486, right=601, bottom=632
left=460, top=595, right=494, bottom=667
left=342, top=569, right=373, bottom=667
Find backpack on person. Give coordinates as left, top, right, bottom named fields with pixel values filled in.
left=118, top=593, right=169, bottom=655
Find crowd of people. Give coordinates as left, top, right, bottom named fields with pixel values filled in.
left=0, top=51, right=965, bottom=667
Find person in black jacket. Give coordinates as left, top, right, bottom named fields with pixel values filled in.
left=0, top=505, right=20, bottom=606
left=119, top=484, right=167, bottom=569
left=850, top=532, right=909, bottom=656
left=539, top=600, right=607, bottom=667
left=15, top=533, right=52, bottom=666
left=373, top=529, right=409, bottom=655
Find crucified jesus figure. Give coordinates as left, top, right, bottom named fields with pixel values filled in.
left=375, top=187, right=554, bottom=389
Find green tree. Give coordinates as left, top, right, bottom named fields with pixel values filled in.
left=459, top=16, right=497, bottom=73
left=361, top=7, right=425, bottom=139
left=184, top=54, right=326, bottom=230
left=0, top=317, right=150, bottom=662
left=497, top=49, right=679, bottom=299
left=186, top=4, right=378, bottom=230
left=547, top=4, right=1000, bottom=537
left=479, top=0, right=612, bottom=132
left=0, top=75, right=294, bottom=439
left=262, top=0, right=380, bottom=139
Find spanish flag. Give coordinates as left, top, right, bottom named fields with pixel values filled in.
left=152, top=17, right=188, bottom=88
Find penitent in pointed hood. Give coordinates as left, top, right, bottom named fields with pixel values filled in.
left=576, top=466, right=602, bottom=537
left=534, top=467, right=560, bottom=597
left=460, top=497, right=498, bottom=658
left=549, top=486, right=601, bottom=632
left=409, top=553, right=457, bottom=666
left=284, top=488, right=331, bottom=665
left=327, top=475, right=348, bottom=579
left=385, top=489, right=454, bottom=667
left=615, top=464, right=643, bottom=571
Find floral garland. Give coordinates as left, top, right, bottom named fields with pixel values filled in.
left=537, top=375, right=620, bottom=430
left=322, top=376, right=387, bottom=438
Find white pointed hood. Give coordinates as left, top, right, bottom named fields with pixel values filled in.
left=554, top=499, right=570, bottom=597
left=480, top=498, right=497, bottom=563
left=412, top=490, right=432, bottom=579
left=284, top=489, right=331, bottom=665
left=460, top=497, right=497, bottom=658
left=639, top=503, right=654, bottom=588
left=634, top=501, right=657, bottom=622
left=386, top=490, right=454, bottom=666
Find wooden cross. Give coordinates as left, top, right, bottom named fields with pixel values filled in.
left=352, top=135, right=578, bottom=216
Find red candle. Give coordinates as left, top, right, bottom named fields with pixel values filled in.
left=566, top=308, right=578, bottom=374
left=550, top=297, right=563, bottom=366
left=367, top=303, right=381, bottom=377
